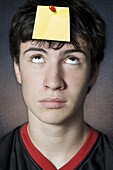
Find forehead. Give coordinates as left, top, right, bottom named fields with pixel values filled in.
left=20, top=39, right=89, bottom=55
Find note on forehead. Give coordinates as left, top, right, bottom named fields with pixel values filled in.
left=32, top=5, right=70, bottom=42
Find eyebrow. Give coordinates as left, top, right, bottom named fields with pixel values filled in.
left=23, top=47, right=86, bottom=57
left=24, top=48, right=47, bottom=54
left=63, top=49, right=86, bottom=57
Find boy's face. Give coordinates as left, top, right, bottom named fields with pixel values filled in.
left=14, top=40, right=95, bottom=125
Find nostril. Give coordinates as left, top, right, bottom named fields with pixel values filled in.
left=43, top=76, right=66, bottom=90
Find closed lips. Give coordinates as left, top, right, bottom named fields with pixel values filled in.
left=39, top=97, right=66, bottom=109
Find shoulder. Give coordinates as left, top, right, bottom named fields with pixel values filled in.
left=81, top=128, right=113, bottom=169
left=95, top=131, right=113, bottom=169
left=0, top=125, right=21, bottom=148
left=99, top=132, right=113, bottom=156
left=99, top=132, right=113, bottom=150
left=0, top=125, right=23, bottom=170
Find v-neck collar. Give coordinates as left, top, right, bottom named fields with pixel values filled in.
left=20, top=122, right=98, bottom=170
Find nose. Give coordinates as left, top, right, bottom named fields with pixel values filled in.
left=43, top=64, right=66, bottom=90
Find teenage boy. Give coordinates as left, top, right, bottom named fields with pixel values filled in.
left=0, top=0, right=113, bottom=169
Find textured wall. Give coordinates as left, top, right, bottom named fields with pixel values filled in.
left=0, top=0, right=113, bottom=138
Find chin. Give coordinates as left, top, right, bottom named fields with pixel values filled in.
left=34, top=108, right=75, bottom=126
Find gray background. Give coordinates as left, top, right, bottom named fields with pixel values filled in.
left=0, top=0, right=113, bottom=138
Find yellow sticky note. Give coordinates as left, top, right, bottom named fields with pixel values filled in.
left=32, top=6, right=70, bottom=42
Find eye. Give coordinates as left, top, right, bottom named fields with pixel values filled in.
left=31, top=55, right=44, bottom=64
left=64, top=56, right=79, bottom=64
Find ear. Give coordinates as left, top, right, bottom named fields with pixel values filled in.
left=88, top=62, right=99, bottom=87
left=14, top=61, right=21, bottom=84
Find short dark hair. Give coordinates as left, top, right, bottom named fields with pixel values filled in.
left=9, top=0, right=106, bottom=65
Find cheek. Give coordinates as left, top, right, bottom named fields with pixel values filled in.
left=20, top=66, right=44, bottom=101
left=65, top=69, right=91, bottom=108
left=20, top=66, right=43, bottom=86
left=65, top=66, right=91, bottom=104
left=65, top=68, right=90, bottom=89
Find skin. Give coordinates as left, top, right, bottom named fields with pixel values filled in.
left=14, top=40, right=98, bottom=168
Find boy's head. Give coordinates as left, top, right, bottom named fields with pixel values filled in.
left=9, top=0, right=106, bottom=65
left=11, top=0, right=106, bottom=124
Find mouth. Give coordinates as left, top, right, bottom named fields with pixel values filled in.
left=39, top=97, right=66, bottom=109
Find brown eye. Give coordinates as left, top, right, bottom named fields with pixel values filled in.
left=65, top=56, right=79, bottom=64
left=31, top=55, right=44, bottom=63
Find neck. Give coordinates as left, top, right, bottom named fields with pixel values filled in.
left=27, top=109, right=89, bottom=169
